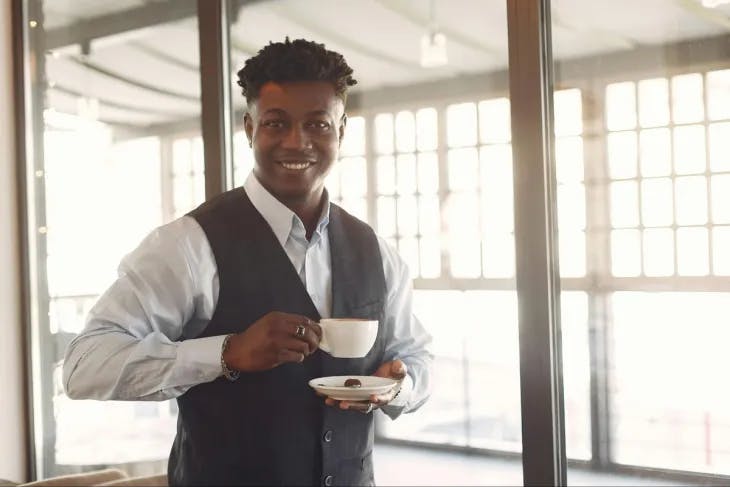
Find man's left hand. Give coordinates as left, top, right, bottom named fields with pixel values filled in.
left=322, top=360, right=407, bottom=414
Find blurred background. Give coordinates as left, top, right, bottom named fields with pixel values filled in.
left=9, top=0, right=730, bottom=485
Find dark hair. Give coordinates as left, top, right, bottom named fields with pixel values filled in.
left=236, top=38, right=357, bottom=104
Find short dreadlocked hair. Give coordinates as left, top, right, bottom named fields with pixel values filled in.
left=236, top=38, right=357, bottom=105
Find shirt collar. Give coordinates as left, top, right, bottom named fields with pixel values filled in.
left=243, top=172, right=331, bottom=247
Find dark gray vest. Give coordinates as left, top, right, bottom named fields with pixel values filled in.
left=168, top=187, right=386, bottom=486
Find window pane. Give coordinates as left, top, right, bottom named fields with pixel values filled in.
left=375, top=113, right=394, bottom=155
left=673, top=125, right=706, bottom=175
left=638, top=78, right=670, bottom=128
left=325, top=161, right=341, bottom=199
left=713, top=226, right=730, bottom=275
left=397, top=195, right=419, bottom=237
left=674, top=176, right=708, bottom=226
left=482, top=233, right=515, bottom=278
left=448, top=148, right=479, bottom=192
left=606, top=82, right=637, bottom=131
left=676, top=227, right=709, bottom=276
left=611, top=229, right=641, bottom=277
left=607, top=131, right=638, bottom=179
left=339, top=157, right=367, bottom=198
left=377, top=197, right=396, bottom=237
left=172, top=138, right=191, bottom=176
left=610, top=181, right=639, bottom=228
left=340, top=116, right=365, bottom=156
left=395, top=110, right=416, bottom=153
left=672, top=73, right=704, bottom=124
left=376, top=156, right=395, bottom=195
left=555, top=136, right=584, bottom=183
left=711, top=175, right=730, bottom=224
left=642, top=228, right=674, bottom=276
left=419, top=195, right=440, bottom=236
left=417, top=152, right=439, bottom=195
left=481, top=146, right=514, bottom=233
left=641, top=178, right=673, bottom=227
left=709, top=122, right=730, bottom=173
left=447, top=102, right=478, bottom=148
left=416, top=108, right=438, bottom=152
left=398, top=237, right=420, bottom=278
left=558, top=230, right=586, bottom=278
left=447, top=193, right=480, bottom=278
left=639, top=128, right=671, bottom=177
left=191, top=137, right=204, bottom=174
left=554, top=88, right=583, bottom=136
left=560, top=291, right=591, bottom=460
left=557, top=183, right=586, bottom=231
left=340, top=198, right=367, bottom=223
left=611, top=292, right=730, bottom=473
left=396, top=154, right=417, bottom=195
left=707, top=69, right=730, bottom=121
left=479, top=97, right=511, bottom=143
left=419, top=237, right=441, bottom=278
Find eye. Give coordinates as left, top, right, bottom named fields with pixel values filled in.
left=306, top=120, right=331, bottom=131
left=262, top=119, right=285, bottom=129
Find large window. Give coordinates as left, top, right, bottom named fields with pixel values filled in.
left=22, top=0, right=202, bottom=478
left=18, top=0, right=730, bottom=484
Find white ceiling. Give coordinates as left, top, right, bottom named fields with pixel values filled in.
left=41, top=0, right=730, bottom=128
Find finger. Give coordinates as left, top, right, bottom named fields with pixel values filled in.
left=286, top=320, right=320, bottom=353
left=276, top=349, right=305, bottom=364
left=325, top=397, right=337, bottom=407
left=342, top=400, right=376, bottom=412
left=281, top=337, right=311, bottom=356
left=391, top=360, right=408, bottom=380
left=371, top=393, right=392, bottom=406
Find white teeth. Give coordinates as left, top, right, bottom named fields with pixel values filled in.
left=280, top=162, right=312, bottom=170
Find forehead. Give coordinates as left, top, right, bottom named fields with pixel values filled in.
left=251, top=81, right=344, bottom=116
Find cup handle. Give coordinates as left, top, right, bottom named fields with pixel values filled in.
left=318, top=323, right=330, bottom=352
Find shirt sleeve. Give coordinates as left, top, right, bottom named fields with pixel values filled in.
left=62, top=216, right=224, bottom=401
left=375, top=237, right=434, bottom=420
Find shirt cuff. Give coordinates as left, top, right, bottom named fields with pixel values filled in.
left=387, top=373, right=413, bottom=408
left=176, top=334, right=228, bottom=384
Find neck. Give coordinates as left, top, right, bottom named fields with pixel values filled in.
left=282, top=190, right=325, bottom=240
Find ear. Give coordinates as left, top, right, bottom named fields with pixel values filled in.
left=338, top=113, right=347, bottom=147
left=244, top=112, right=254, bottom=147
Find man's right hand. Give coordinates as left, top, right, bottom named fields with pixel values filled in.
left=222, top=312, right=322, bottom=372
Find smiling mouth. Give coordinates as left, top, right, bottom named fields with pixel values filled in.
left=278, top=161, right=314, bottom=171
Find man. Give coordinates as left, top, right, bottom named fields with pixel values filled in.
left=63, top=38, right=432, bottom=486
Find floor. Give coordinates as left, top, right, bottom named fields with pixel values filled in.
left=373, top=443, right=690, bottom=486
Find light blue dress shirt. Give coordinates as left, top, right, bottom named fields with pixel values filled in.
left=63, top=173, right=433, bottom=417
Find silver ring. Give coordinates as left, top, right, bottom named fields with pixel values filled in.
left=295, top=324, right=306, bottom=337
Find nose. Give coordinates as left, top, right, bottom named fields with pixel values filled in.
left=281, top=126, right=311, bottom=150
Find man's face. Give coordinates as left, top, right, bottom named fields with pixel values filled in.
left=244, top=81, right=346, bottom=206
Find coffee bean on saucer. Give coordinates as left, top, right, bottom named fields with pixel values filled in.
left=344, top=378, right=362, bottom=388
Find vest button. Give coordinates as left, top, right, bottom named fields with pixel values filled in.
left=323, top=430, right=333, bottom=442
left=323, top=474, right=334, bottom=486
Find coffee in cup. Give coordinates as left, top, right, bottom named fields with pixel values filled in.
left=318, top=318, right=378, bottom=358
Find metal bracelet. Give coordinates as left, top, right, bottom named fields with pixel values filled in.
left=221, top=334, right=240, bottom=382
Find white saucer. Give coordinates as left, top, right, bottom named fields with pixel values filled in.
left=309, top=375, right=397, bottom=401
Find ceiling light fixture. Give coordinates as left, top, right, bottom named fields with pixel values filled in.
left=420, top=0, right=448, bottom=68
left=701, top=0, right=730, bottom=7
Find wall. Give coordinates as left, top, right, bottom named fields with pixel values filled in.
left=0, top=0, right=29, bottom=483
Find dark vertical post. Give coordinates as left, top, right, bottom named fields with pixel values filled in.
left=197, top=0, right=233, bottom=198
left=506, top=0, right=567, bottom=485
left=13, top=0, right=55, bottom=479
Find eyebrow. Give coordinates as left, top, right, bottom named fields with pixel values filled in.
left=261, top=108, right=333, bottom=118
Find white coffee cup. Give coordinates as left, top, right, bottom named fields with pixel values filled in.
left=318, top=318, right=378, bottom=358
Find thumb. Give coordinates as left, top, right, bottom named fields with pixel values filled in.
left=391, top=359, right=407, bottom=380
